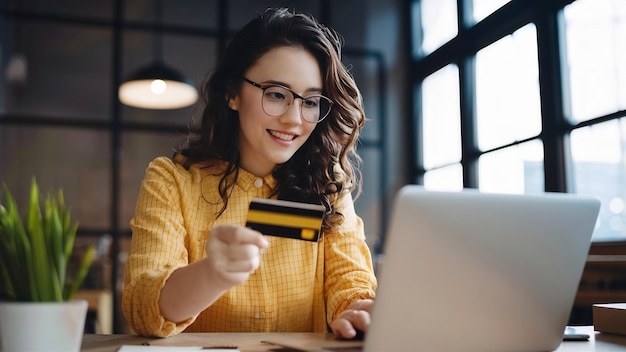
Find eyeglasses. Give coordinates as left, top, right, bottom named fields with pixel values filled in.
left=243, top=77, right=333, bottom=123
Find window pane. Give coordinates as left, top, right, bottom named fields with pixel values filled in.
left=0, top=125, right=111, bottom=228
left=422, top=65, right=461, bottom=169
left=571, top=120, right=626, bottom=241
left=478, top=140, right=544, bottom=194
left=473, top=0, right=512, bottom=23
left=476, top=24, right=541, bottom=151
left=123, top=1, right=219, bottom=30
left=563, top=0, right=626, bottom=123
left=416, top=0, right=458, bottom=56
left=119, top=131, right=185, bottom=230
left=3, top=20, right=112, bottom=119
left=4, top=1, right=114, bottom=20
left=424, top=164, right=463, bottom=191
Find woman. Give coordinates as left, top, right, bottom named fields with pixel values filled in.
left=122, top=7, right=377, bottom=339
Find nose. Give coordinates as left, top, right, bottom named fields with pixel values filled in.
left=279, top=98, right=303, bottom=125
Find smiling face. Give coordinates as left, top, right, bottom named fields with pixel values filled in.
left=228, top=46, right=322, bottom=177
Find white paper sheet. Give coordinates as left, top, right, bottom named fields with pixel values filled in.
left=117, top=346, right=239, bottom=351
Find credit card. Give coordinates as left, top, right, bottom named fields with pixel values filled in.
left=245, top=197, right=325, bottom=242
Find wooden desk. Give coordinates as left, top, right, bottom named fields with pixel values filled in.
left=81, top=326, right=626, bottom=352
left=81, top=332, right=350, bottom=352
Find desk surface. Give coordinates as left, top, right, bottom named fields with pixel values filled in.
left=81, top=326, right=626, bottom=352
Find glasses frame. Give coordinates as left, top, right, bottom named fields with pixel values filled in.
left=242, top=77, right=333, bottom=123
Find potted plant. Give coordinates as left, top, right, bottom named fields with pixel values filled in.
left=0, top=178, right=95, bottom=352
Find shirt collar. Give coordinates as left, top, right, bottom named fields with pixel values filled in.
left=236, top=167, right=278, bottom=192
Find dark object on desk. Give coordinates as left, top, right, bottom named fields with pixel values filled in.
left=593, top=303, right=626, bottom=335
left=334, top=330, right=365, bottom=341
left=563, top=333, right=590, bottom=341
left=323, top=347, right=363, bottom=352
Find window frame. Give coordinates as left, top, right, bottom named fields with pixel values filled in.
left=409, top=0, right=626, bottom=236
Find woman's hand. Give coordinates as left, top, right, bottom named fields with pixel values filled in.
left=330, top=299, right=375, bottom=339
left=159, top=224, right=268, bottom=323
left=204, top=224, right=269, bottom=290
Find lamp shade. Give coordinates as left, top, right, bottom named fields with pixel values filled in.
left=118, top=62, right=198, bottom=109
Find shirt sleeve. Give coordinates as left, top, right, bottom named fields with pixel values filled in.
left=122, top=157, right=196, bottom=337
left=324, top=191, right=378, bottom=324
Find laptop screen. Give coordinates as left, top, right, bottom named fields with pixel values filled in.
left=364, top=186, right=600, bottom=352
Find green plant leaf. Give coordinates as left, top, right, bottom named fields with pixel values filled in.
left=64, top=244, right=96, bottom=301
left=27, top=178, right=57, bottom=301
left=0, top=202, right=19, bottom=300
left=46, top=195, right=66, bottom=296
left=0, top=183, right=36, bottom=301
left=1, top=179, right=92, bottom=302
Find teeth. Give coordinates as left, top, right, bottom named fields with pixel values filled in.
left=269, top=130, right=295, bottom=141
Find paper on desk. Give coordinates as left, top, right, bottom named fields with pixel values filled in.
left=118, top=346, right=239, bottom=351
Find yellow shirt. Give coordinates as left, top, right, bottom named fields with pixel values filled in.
left=122, top=156, right=377, bottom=337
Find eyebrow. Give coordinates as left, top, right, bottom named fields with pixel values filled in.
left=262, top=79, right=324, bottom=95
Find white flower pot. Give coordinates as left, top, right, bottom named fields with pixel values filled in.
left=0, top=300, right=88, bottom=352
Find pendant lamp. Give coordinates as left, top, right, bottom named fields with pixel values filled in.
left=118, top=0, right=198, bottom=109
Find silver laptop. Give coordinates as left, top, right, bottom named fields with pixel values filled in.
left=364, top=186, right=600, bottom=352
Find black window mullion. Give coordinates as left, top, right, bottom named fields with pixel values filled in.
left=459, top=55, right=479, bottom=188
left=408, top=0, right=424, bottom=184
left=109, top=0, right=123, bottom=333
left=458, top=0, right=479, bottom=188
left=535, top=2, right=570, bottom=193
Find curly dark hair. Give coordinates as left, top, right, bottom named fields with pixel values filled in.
left=176, top=7, right=366, bottom=231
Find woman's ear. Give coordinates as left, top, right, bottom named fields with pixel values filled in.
left=227, top=96, right=239, bottom=111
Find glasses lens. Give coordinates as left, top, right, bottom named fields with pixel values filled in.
left=261, top=86, right=291, bottom=116
left=301, top=96, right=332, bottom=122
left=260, top=85, right=333, bottom=123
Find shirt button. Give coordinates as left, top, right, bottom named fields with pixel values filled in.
left=254, top=312, right=265, bottom=319
left=253, top=178, right=263, bottom=188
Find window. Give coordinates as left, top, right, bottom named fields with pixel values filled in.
left=563, top=0, right=626, bottom=123
left=0, top=125, right=112, bottom=228
left=571, top=120, right=626, bottom=241
left=475, top=24, right=540, bottom=152
left=422, top=65, right=461, bottom=170
left=424, top=164, right=463, bottom=191
left=564, top=0, right=626, bottom=241
left=415, top=0, right=458, bottom=57
left=473, top=0, right=512, bottom=23
left=411, top=0, right=626, bottom=241
left=421, top=64, right=462, bottom=190
left=478, top=141, right=544, bottom=194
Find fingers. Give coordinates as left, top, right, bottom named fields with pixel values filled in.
left=215, top=224, right=269, bottom=249
left=217, top=225, right=268, bottom=272
left=331, top=299, right=375, bottom=339
left=224, top=241, right=260, bottom=260
left=331, top=307, right=371, bottom=340
left=205, top=224, right=269, bottom=287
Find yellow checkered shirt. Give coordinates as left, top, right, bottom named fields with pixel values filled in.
left=122, top=156, right=377, bottom=337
